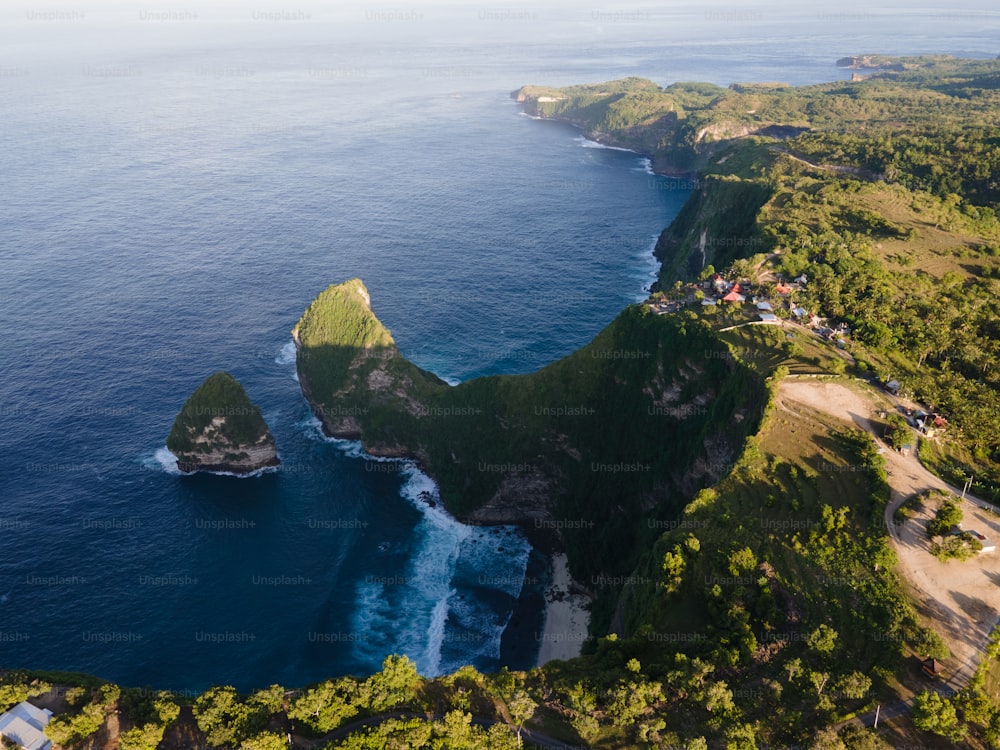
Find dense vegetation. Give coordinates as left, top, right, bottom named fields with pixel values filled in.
left=519, top=56, right=1000, bottom=493
left=295, top=281, right=767, bottom=618
left=166, top=371, right=273, bottom=455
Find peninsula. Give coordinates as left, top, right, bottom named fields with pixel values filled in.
left=166, top=371, right=279, bottom=474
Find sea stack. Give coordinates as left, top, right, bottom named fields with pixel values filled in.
left=166, top=371, right=279, bottom=474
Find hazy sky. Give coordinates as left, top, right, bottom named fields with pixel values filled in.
left=0, top=0, right=995, bottom=81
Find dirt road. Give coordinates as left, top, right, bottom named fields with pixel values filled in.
left=777, top=378, right=999, bottom=689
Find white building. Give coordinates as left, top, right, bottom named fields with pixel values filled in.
left=0, top=701, right=53, bottom=750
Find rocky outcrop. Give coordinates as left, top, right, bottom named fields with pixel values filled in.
left=167, top=372, right=279, bottom=475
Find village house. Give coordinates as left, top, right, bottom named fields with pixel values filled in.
left=0, top=701, right=53, bottom=750
left=722, top=283, right=745, bottom=303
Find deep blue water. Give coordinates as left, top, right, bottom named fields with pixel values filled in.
left=1, top=2, right=997, bottom=692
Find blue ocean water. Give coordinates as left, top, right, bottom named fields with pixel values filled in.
left=1, top=3, right=996, bottom=692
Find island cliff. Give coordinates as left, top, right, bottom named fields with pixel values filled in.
left=293, top=279, right=766, bottom=603
left=166, top=371, right=279, bottom=474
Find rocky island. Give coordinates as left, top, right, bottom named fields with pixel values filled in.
left=166, top=371, right=279, bottom=474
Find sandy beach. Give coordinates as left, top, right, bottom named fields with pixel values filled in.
left=536, top=552, right=591, bottom=666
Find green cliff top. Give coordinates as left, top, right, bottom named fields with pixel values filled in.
left=292, top=278, right=395, bottom=351
left=166, top=371, right=272, bottom=454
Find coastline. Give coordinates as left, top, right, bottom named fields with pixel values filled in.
left=535, top=552, right=592, bottom=666
left=517, top=109, right=692, bottom=179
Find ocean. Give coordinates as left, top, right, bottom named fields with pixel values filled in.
left=1, top=1, right=996, bottom=692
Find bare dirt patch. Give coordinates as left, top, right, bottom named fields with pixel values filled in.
left=778, top=377, right=1000, bottom=688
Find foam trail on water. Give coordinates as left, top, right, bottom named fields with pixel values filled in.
left=141, top=447, right=279, bottom=478
left=308, top=420, right=532, bottom=675
left=636, top=157, right=655, bottom=175
left=575, top=135, right=638, bottom=153
left=631, top=233, right=662, bottom=299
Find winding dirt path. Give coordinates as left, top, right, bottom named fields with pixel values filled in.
left=776, top=378, right=999, bottom=690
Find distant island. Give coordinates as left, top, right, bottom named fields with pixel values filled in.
left=166, top=371, right=279, bottom=474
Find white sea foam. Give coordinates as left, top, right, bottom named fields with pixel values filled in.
left=275, top=340, right=297, bottom=365
left=575, top=134, right=638, bottom=154
left=202, top=465, right=281, bottom=479
left=344, top=452, right=531, bottom=676
left=142, top=446, right=279, bottom=478
left=144, top=447, right=182, bottom=475
left=442, top=376, right=461, bottom=387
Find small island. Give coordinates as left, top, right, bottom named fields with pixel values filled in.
left=166, top=371, right=279, bottom=474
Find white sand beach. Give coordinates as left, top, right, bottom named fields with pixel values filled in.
left=536, top=552, right=591, bottom=666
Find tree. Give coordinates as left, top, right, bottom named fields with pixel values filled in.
left=834, top=671, right=872, bottom=700
left=705, top=681, right=735, bottom=715
left=728, top=546, right=757, bottom=576
left=809, top=671, right=831, bottom=697
left=931, top=531, right=983, bottom=560
left=193, top=686, right=278, bottom=748
left=837, top=723, right=892, bottom=749
left=809, top=726, right=847, bottom=750
left=883, top=413, right=910, bottom=450
left=505, top=690, right=537, bottom=743
left=909, top=626, right=950, bottom=660
left=0, top=676, right=51, bottom=713
left=289, top=678, right=360, bottom=734
left=661, top=546, right=686, bottom=593
left=806, top=624, right=839, bottom=655
left=364, top=654, right=421, bottom=712
left=118, top=724, right=167, bottom=750
left=569, top=713, right=600, bottom=744
left=912, top=690, right=966, bottom=742
left=725, top=722, right=758, bottom=750
left=926, top=497, right=963, bottom=538
left=239, top=732, right=288, bottom=750
left=44, top=701, right=106, bottom=747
